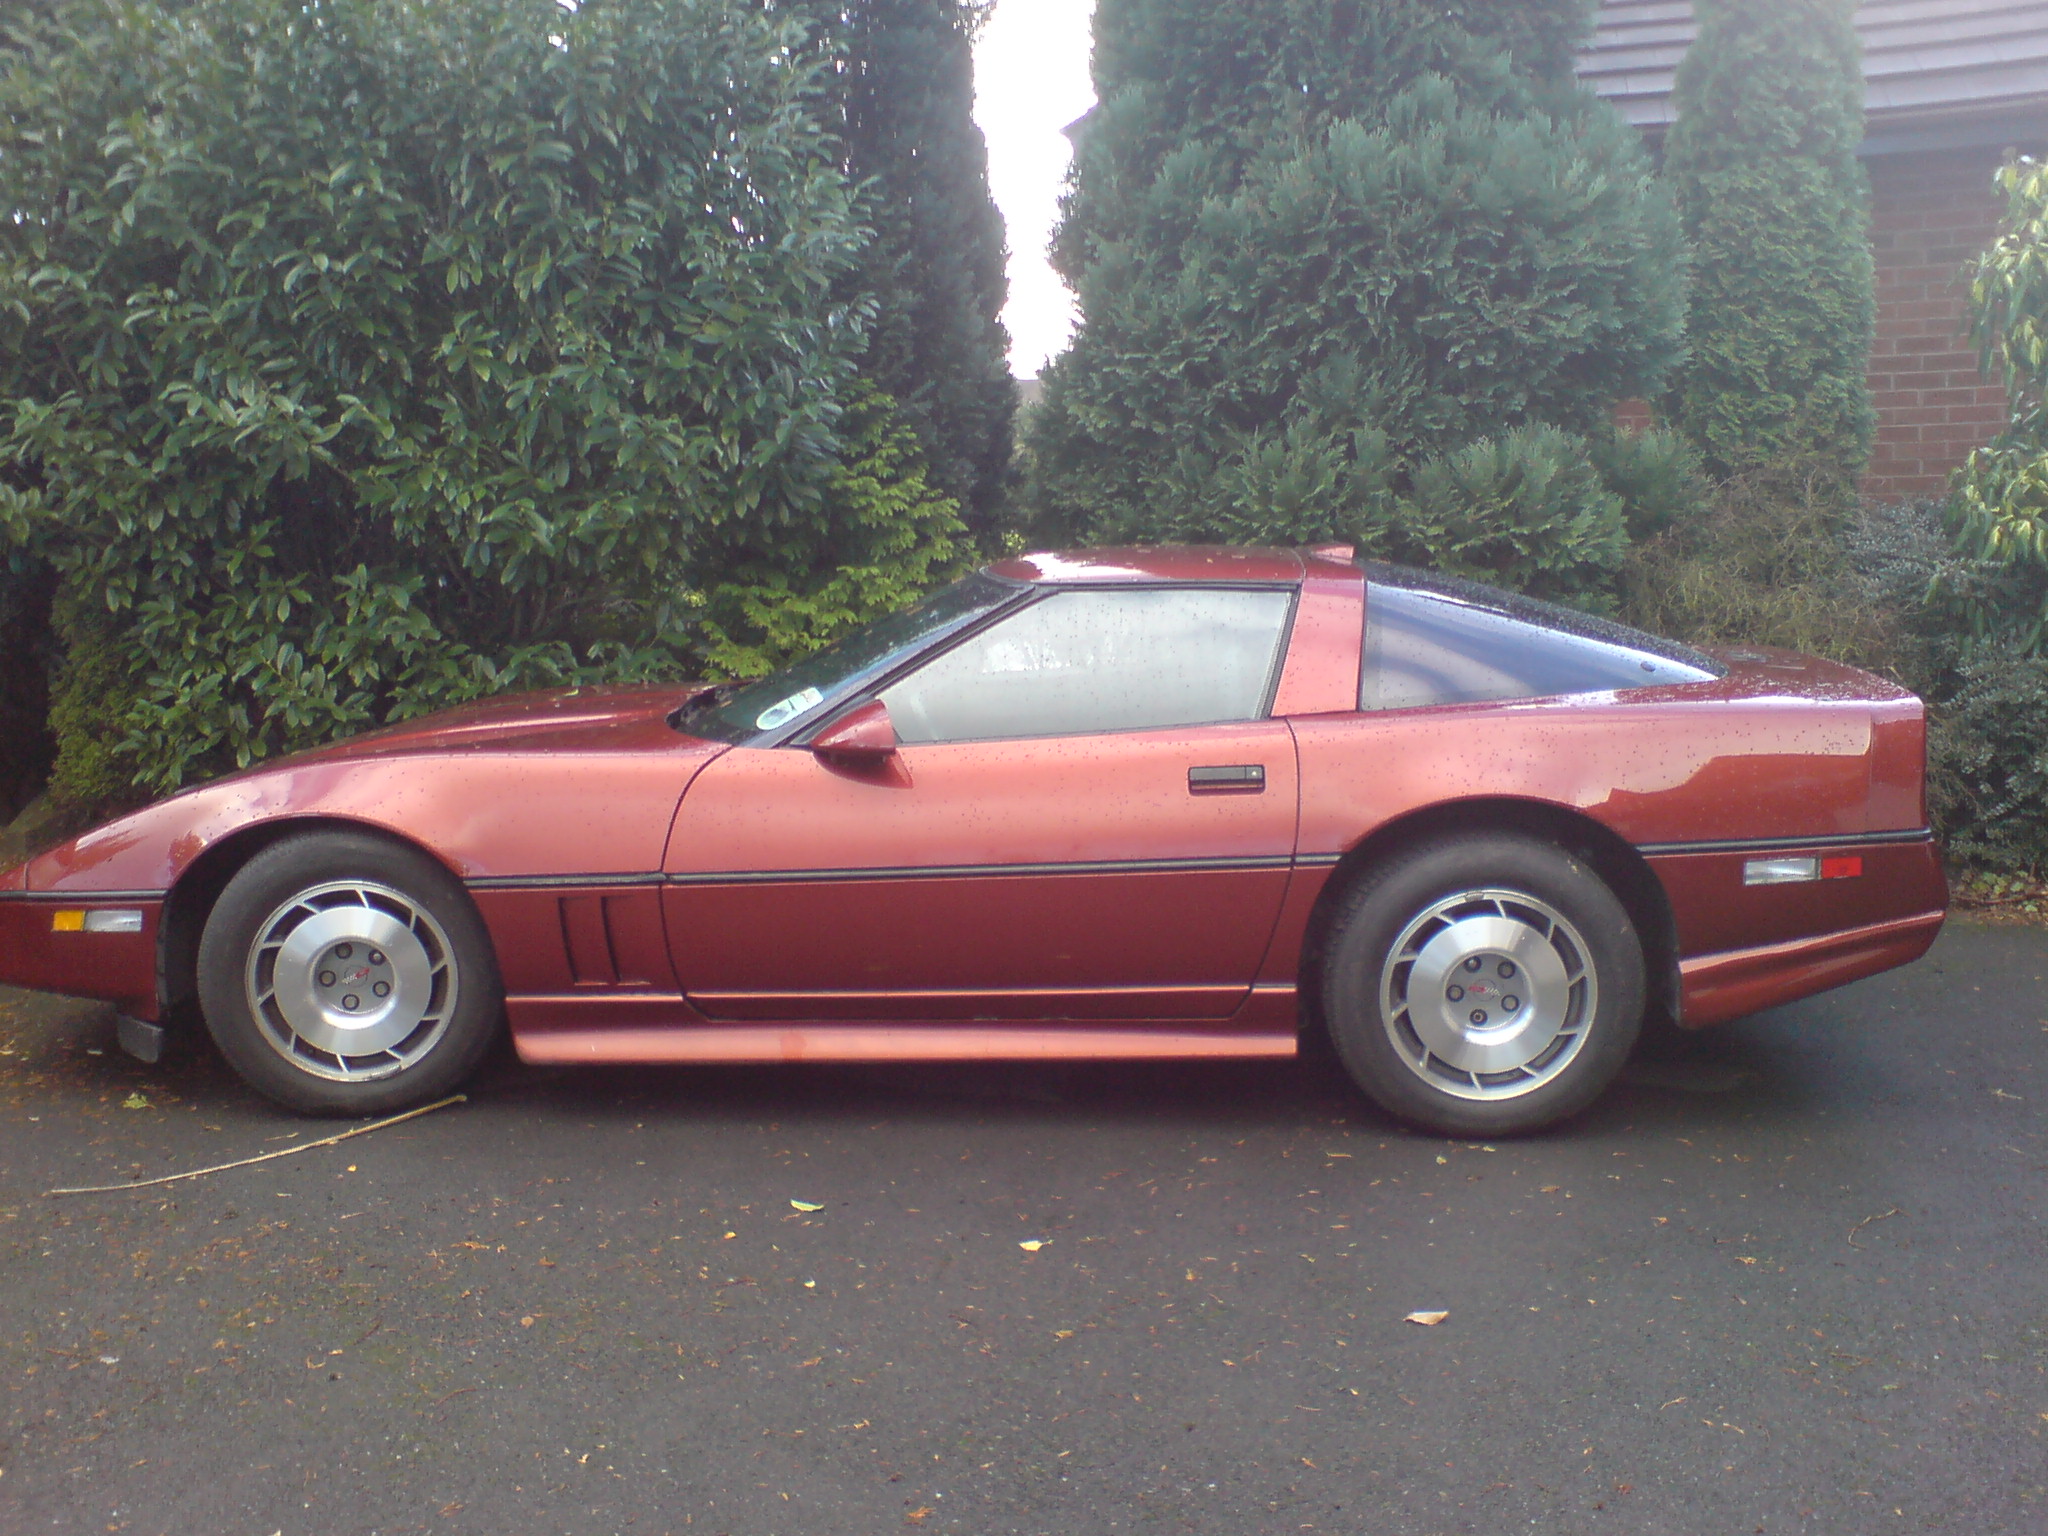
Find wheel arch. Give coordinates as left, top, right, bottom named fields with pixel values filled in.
left=157, top=816, right=463, bottom=1026
left=1298, top=798, right=1680, bottom=1038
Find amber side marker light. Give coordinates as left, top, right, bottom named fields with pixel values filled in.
left=50, top=909, right=144, bottom=934
left=1743, top=854, right=1863, bottom=886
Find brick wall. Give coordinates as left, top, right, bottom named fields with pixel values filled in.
left=1863, top=146, right=2012, bottom=501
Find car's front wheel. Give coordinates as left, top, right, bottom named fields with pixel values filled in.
left=197, top=832, right=503, bottom=1115
left=1320, top=835, right=1644, bottom=1136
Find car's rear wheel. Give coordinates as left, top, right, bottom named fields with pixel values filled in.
left=1320, top=835, right=1644, bottom=1136
left=197, top=832, right=502, bottom=1115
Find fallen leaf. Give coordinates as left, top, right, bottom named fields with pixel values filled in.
left=1540, top=1185, right=1561, bottom=1193
left=905, top=1508, right=933, bottom=1525
left=1435, top=1155, right=1448, bottom=1165
left=1018, top=1238, right=1047, bottom=1252
left=790, top=1199, right=824, bottom=1212
left=519, top=1316, right=535, bottom=1328
left=802, top=1280, right=816, bottom=1290
left=1404, top=1310, right=1449, bottom=1326
left=121, top=1093, right=149, bottom=1110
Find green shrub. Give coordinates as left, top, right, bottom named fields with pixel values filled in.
left=1925, top=643, right=2048, bottom=873
left=0, top=0, right=964, bottom=808
left=1847, top=497, right=2048, bottom=872
left=1406, top=425, right=1627, bottom=609
left=1024, top=0, right=1685, bottom=591
left=692, top=386, right=967, bottom=679
left=1588, top=427, right=1708, bottom=542
left=1618, top=473, right=1896, bottom=668
left=800, top=0, right=1016, bottom=534
left=1663, top=0, right=1875, bottom=494
left=1946, top=157, right=2048, bottom=651
left=42, top=581, right=133, bottom=812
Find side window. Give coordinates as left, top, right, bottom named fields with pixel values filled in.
left=880, top=587, right=1293, bottom=745
left=1360, top=582, right=1720, bottom=711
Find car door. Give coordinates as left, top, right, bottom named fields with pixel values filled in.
left=662, top=584, right=1301, bottom=1021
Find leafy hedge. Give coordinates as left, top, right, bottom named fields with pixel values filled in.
left=1947, top=157, right=2048, bottom=652
left=0, top=0, right=963, bottom=806
left=1023, top=0, right=1687, bottom=610
left=1662, top=0, right=1875, bottom=494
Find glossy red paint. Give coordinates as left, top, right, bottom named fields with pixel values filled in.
left=469, top=886, right=676, bottom=996
left=514, top=1021, right=1298, bottom=1065
left=984, top=545, right=1306, bottom=585
left=0, top=543, right=1948, bottom=1083
left=1270, top=562, right=1366, bottom=717
left=22, top=686, right=719, bottom=894
left=1292, top=653, right=1920, bottom=854
left=809, top=697, right=899, bottom=759
left=0, top=898, right=161, bottom=1018
left=1647, top=839, right=1945, bottom=958
left=1679, top=912, right=1944, bottom=1028
left=662, top=721, right=1298, bottom=1018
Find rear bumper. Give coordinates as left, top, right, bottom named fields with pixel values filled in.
left=1678, top=909, right=1945, bottom=1029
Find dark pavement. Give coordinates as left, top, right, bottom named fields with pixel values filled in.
left=1, top=921, right=2043, bottom=1536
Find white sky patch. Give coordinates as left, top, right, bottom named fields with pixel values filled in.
left=972, top=0, right=1097, bottom=380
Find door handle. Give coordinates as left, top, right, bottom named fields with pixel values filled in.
left=1188, top=764, right=1265, bottom=794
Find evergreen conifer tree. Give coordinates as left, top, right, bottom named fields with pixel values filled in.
left=1663, top=0, right=1874, bottom=492
left=1025, top=0, right=1687, bottom=604
left=808, top=0, right=1016, bottom=533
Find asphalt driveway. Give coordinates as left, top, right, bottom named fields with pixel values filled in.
left=1, top=920, right=2043, bottom=1535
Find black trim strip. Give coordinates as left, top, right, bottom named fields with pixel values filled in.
left=466, top=873, right=666, bottom=892
left=0, top=889, right=166, bottom=903
left=1635, top=828, right=1934, bottom=858
left=665, top=854, right=1297, bottom=887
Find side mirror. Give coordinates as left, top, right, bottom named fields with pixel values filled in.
left=810, top=698, right=897, bottom=760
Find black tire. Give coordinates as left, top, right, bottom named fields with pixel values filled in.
left=196, top=831, right=503, bottom=1115
left=1319, top=834, right=1644, bottom=1136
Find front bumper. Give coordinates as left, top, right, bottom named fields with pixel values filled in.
left=0, top=894, right=164, bottom=1019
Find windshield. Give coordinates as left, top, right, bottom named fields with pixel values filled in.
left=672, top=573, right=1022, bottom=743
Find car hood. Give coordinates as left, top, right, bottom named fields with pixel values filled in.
left=17, top=684, right=730, bottom=895
left=281, top=683, right=713, bottom=762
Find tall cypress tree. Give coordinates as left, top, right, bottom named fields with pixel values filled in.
left=1025, top=0, right=1686, bottom=602
left=810, top=0, right=1016, bottom=534
left=1663, top=0, right=1874, bottom=492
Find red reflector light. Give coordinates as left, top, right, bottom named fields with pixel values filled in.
left=1820, top=855, right=1863, bottom=880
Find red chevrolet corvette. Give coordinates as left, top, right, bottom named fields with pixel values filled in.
left=0, top=546, right=1945, bottom=1132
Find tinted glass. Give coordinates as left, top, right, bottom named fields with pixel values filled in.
left=880, top=587, right=1293, bottom=744
left=1359, top=571, right=1722, bottom=711
left=674, top=574, right=1019, bottom=743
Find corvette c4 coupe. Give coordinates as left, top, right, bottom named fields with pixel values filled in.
left=0, top=546, right=1946, bottom=1133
